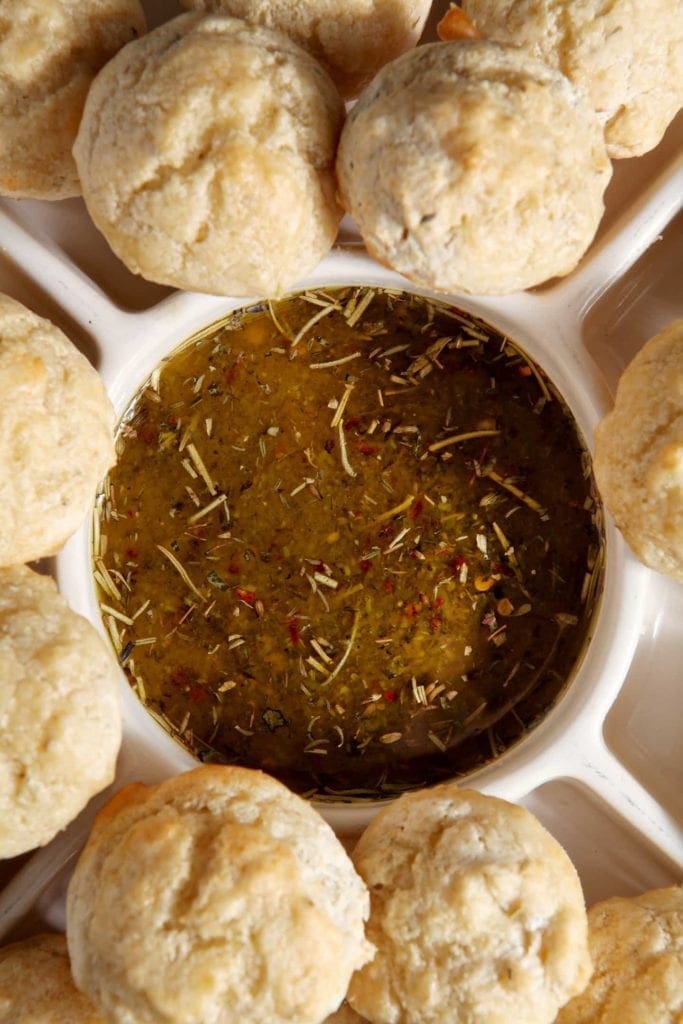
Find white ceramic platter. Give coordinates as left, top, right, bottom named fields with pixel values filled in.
left=0, top=0, right=681, bottom=944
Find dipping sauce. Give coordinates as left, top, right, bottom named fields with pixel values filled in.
left=94, top=287, right=604, bottom=798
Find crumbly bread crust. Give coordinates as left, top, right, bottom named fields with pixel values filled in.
left=73, top=13, right=344, bottom=297
left=67, top=766, right=373, bottom=1024
left=0, top=566, right=121, bottom=858
left=0, top=294, right=115, bottom=566
left=348, top=783, right=592, bottom=1024
left=178, top=0, right=431, bottom=98
left=0, top=0, right=145, bottom=199
left=556, top=885, right=683, bottom=1023
left=462, top=0, right=683, bottom=158
left=0, top=933, right=105, bottom=1024
left=594, top=319, right=683, bottom=582
left=336, top=40, right=611, bottom=296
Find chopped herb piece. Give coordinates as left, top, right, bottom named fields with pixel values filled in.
left=263, top=708, right=288, bottom=731
left=207, top=570, right=228, bottom=591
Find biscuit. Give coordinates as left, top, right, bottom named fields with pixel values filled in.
left=336, top=41, right=611, bottom=296
left=0, top=294, right=115, bottom=566
left=66, top=766, right=373, bottom=1024
left=594, top=319, right=683, bottom=582
left=347, top=783, right=592, bottom=1024
left=556, top=885, right=683, bottom=1023
left=461, top=0, right=683, bottom=158
left=0, top=0, right=145, bottom=200
left=178, top=0, right=432, bottom=98
left=0, top=565, right=121, bottom=858
left=0, top=933, right=105, bottom=1024
left=73, top=13, right=344, bottom=298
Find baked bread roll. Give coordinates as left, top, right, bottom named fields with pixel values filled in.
left=556, top=885, right=683, bottom=1023
left=0, top=565, right=121, bottom=859
left=0, top=933, right=105, bottom=1023
left=67, top=766, right=373, bottom=1024
left=347, top=783, right=592, bottom=1024
left=0, top=294, right=115, bottom=566
left=594, top=319, right=683, bottom=582
left=0, top=0, right=145, bottom=200
left=73, top=13, right=344, bottom=298
left=461, top=0, right=683, bottom=158
left=336, top=40, right=611, bottom=296
left=178, top=0, right=432, bottom=98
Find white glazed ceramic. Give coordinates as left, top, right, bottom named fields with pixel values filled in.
left=0, top=0, right=681, bottom=942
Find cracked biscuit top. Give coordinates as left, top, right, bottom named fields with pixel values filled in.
left=73, top=12, right=344, bottom=297
left=66, top=765, right=372, bottom=1024
left=594, top=318, right=683, bottom=582
left=336, top=40, right=611, bottom=296
left=0, top=0, right=145, bottom=199
left=461, top=0, right=683, bottom=158
left=178, top=0, right=432, bottom=99
left=556, top=885, right=683, bottom=1023
left=347, top=782, right=592, bottom=1024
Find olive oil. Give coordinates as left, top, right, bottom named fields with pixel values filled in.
left=94, top=287, right=603, bottom=798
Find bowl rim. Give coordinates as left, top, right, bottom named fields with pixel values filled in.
left=55, top=251, right=647, bottom=832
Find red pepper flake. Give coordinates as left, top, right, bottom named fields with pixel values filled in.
left=383, top=689, right=397, bottom=703
left=225, top=353, right=244, bottom=386
left=125, top=547, right=138, bottom=560
left=169, top=667, right=193, bottom=688
left=354, top=441, right=376, bottom=456
left=404, top=602, right=422, bottom=620
left=451, top=554, right=467, bottom=571
left=433, top=596, right=445, bottom=609
left=383, top=578, right=394, bottom=594
left=409, top=498, right=424, bottom=520
left=491, top=561, right=514, bottom=577
left=227, top=561, right=241, bottom=575
left=359, top=558, right=373, bottom=574
left=287, top=620, right=301, bottom=646
left=168, top=415, right=178, bottom=426
left=235, top=587, right=256, bottom=604
left=344, top=417, right=361, bottom=431
left=189, top=685, right=206, bottom=702
left=518, top=365, right=533, bottom=377
left=429, top=616, right=443, bottom=633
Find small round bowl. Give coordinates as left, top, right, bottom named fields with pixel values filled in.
left=55, top=247, right=646, bottom=836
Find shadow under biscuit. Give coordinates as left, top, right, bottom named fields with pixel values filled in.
left=0, top=252, right=101, bottom=369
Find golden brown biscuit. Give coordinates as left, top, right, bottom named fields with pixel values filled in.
left=556, top=885, right=683, bottom=1023
left=594, top=319, right=683, bottom=582
left=0, top=933, right=105, bottom=1024
left=461, top=0, right=683, bottom=158
left=0, top=0, right=145, bottom=199
left=0, top=294, right=115, bottom=566
left=336, top=41, right=611, bottom=296
left=348, top=783, right=592, bottom=1024
left=178, top=0, right=432, bottom=98
left=0, top=565, right=121, bottom=859
left=67, top=766, right=373, bottom=1024
left=73, top=13, right=344, bottom=298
